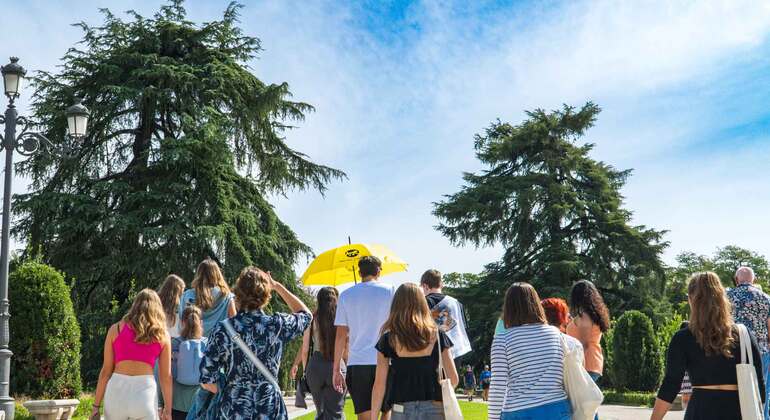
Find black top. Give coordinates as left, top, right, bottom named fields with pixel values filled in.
left=375, top=330, right=453, bottom=404
left=425, top=293, right=446, bottom=310
left=657, top=325, right=766, bottom=403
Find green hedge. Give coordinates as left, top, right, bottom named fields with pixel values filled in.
left=602, top=390, right=656, bottom=407
left=612, top=310, right=663, bottom=391
left=10, top=261, right=81, bottom=398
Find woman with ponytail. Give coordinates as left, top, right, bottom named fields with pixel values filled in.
left=200, top=267, right=311, bottom=419
left=651, top=272, right=766, bottom=420
left=291, top=287, right=347, bottom=419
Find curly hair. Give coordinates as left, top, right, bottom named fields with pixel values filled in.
left=123, top=289, right=167, bottom=344
left=233, top=267, right=272, bottom=312
left=688, top=272, right=735, bottom=357
left=569, top=280, right=610, bottom=332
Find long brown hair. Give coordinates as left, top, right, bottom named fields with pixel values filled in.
left=503, top=283, right=547, bottom=328
left=314, top=287, right=338, bottom=360
left=123, top=289, right=167, bottom=344
left=180, top=306, right=203, bottom=340
left=381, top=283, right=437, bottom=352
left=688, top=272, right=735, bottom=357
left=158, top=274, right=185, bottom=326
left=192, top=259, right=231, bottom=311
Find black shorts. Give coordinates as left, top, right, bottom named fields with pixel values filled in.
left=482, top=382, right=490, bottom=390
left=346, top=364, right=391, bottom=414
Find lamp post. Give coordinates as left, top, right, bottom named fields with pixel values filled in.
left=0, top=57, right=89, bottom=420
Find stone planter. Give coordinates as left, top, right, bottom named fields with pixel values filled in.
left=22, top=399, right=80, bottom=420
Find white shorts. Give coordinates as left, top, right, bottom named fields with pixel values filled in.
left=104, top=373, right=158, bottom=420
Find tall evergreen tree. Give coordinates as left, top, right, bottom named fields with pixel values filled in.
left=13, top=1, right=343, bottom=383
left=433, top=103, right=667, bottom=365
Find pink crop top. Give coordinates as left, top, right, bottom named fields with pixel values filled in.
left=113, top=323, right=163, bottom=367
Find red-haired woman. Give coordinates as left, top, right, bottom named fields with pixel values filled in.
left=541, top=297, right=583, bottom=359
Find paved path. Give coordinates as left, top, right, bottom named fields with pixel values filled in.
left=287, top=398, right=686, bottom=420
left=599, top=405, right=684, bottom=420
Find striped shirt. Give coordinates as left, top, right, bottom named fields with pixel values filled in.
left=488, top=323, right=567, bottom=419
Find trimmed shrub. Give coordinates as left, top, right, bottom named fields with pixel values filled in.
left=10, top=261, right=81, bottom=398
left=612, top=310, right=663, bottom=392
left=599, top=324, right=616, bottom=388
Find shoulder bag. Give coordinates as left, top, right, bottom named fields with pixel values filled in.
left=222, top=318, right=281, bottom=390
left=561, top=334, right=603, bottom=420
left=436, top=331, right=463, bottom=420
left=737, top=323, right=764, bottom=420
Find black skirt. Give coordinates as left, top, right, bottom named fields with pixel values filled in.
left=685, top=389, right=741, bottom=420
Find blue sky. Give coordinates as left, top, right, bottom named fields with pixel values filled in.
left=4, top=1, right=770, bottom=285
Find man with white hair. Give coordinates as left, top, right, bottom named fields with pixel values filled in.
left=727, top=266, right=770, bottom=419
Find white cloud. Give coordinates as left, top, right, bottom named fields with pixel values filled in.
left=3, top=0, right=770, bottom=280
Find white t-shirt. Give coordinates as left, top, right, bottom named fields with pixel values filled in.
left=334, top=280, right=396, bottom=366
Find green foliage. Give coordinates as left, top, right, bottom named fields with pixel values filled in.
left=602, top=390, right=656, bottom=407
left=666, top=246, right=770, bottom=301
left=433, top=103, right=668, bottom=367
left=14, top=1, right=342, bottom=385
left=656, top=312, right=684, bottom=353
left=9, top=260, right=81, bottom=398
left=443, top=272, right=482, bottom=288
left=599, top=323, right=616, bottom=389
left=612, top=310, right=663, bottom=392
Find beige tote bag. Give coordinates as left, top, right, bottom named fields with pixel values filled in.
left=736, top=323, right=764, bottom=420
left=561, top=334, right=603, bottom=420
left=437, top=332, right=463, bottom=420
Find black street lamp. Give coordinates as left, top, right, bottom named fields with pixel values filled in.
left=0, top=57, right=88, bottom=420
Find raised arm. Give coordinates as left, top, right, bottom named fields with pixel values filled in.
left=267, top=272, right=310, bottom=313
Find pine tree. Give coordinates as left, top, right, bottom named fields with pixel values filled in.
left=13, top=1, right=344, bottom=383
left=434, top=103, right=667, bottom=365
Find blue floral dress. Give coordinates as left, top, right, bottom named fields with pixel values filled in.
left=200, top=309, right=312, bottom=419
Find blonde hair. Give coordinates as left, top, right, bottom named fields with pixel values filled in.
left=192, top=259, right=231, bottom=311
left=123, top=289, right=168, bottom=344
left=233, top=267, right=272, bottom=311
left=688, top=272, right=735, bottom=357
left=158, top=274, right=185, bottom=326
left=381, top=283, right=437, bottom=352
left=180, top=305, right=203, bottom=339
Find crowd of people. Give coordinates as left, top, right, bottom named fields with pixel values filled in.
left=84, top=253, right=770, bottom=420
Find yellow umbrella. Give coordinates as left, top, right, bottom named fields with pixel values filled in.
left=300, top=243, right=408, bottom=286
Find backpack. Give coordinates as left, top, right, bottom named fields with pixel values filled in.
left=175, top=337, right=207, bottom=386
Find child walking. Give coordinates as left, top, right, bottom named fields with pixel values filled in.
left=171, top=306, right=207, bottom=420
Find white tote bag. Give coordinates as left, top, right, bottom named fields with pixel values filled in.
left=561, top=335, right=603, bottom=420
left=736, top=323, right=764, bottom=420
left=436, top=332, right=463, bottom=420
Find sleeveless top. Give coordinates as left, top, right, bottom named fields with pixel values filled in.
left=567, top=318, right=603, bottom=374
left=113, top=324, right=163, bottom=367
left=375, top=330, right=453, bottom=404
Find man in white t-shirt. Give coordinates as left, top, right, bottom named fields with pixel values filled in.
left=333, top=256, right=395, bottom=420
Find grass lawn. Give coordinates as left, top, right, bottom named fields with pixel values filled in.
left=296, top=399, right=488, bottom=419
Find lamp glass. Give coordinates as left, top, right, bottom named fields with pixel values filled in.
left=3, top=73, right=21, bottom=97
left=67, top=114, right=88, bottom=138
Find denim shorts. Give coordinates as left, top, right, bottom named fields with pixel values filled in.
left=391, top=400, right=444, bottom=420
left=501, top=399, right=571, bottom=420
